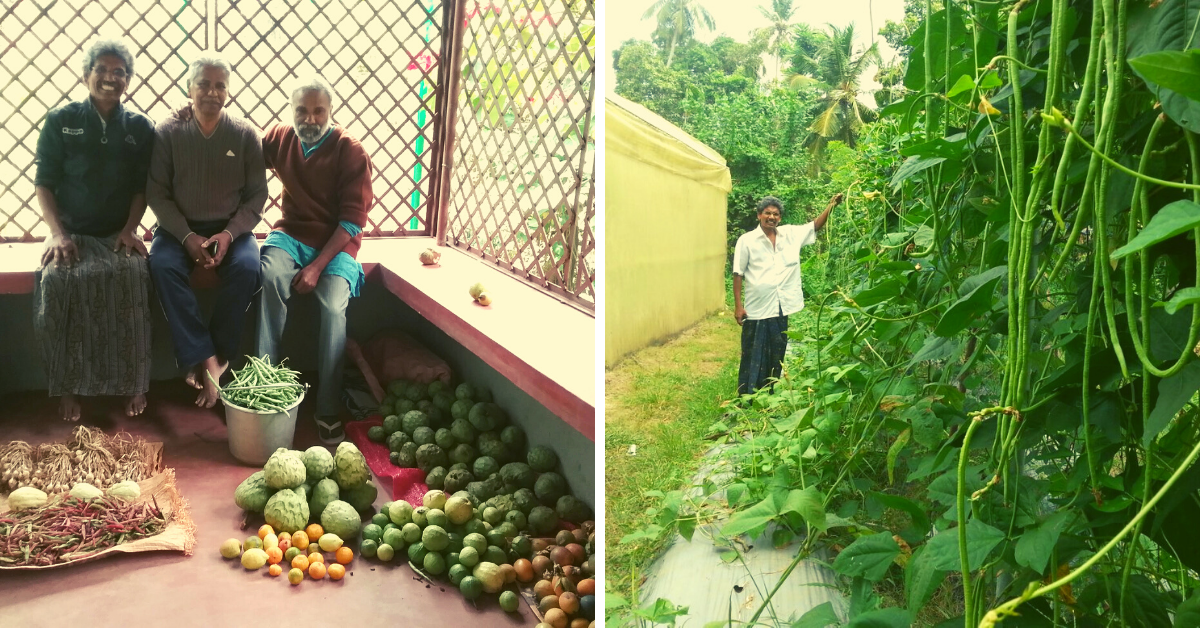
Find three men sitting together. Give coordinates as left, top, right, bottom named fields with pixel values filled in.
left=34, top=38, right=374, bottom=443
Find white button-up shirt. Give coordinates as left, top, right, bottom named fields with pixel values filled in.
left=733, top=222, right=817, bottom=320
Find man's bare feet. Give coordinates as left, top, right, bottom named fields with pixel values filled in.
left=194, top=357, right=228, bottom=409
left=186, top=360, right=228, bottom=390
left=196, top=378, right=220, bottom=408
left=59, top=395, right=81, bottom=422
left=126, top=394, right=147, bottom=416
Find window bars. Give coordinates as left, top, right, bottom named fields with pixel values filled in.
left=0, top=0, right=595, bottom=311
left=440, top=0, right=595, bottom=309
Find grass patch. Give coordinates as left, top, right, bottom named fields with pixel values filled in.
left=604, top=306, right=741, bottom=601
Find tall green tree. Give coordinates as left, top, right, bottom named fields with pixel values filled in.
left=805, top=23, right=881, bottom=156
left=755, top=0, right=797, bottom=82
left=787, top=23, right=827, bottom=79
left=641, top=0, right=717, bottom=68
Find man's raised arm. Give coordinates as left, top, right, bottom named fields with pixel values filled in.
left=814, top=193, right=844, bottom=232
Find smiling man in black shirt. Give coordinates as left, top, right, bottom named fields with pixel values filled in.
left=33, top=38, right=155, bottom=422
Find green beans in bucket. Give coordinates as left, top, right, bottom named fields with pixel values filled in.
left=209, top=356, right=308, bottom=414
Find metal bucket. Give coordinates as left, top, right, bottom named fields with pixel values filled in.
left=223, top=392, right=305, bottom=465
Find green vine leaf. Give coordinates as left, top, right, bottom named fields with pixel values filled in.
left=904, top=545, right=947, bottom=615
left=847, top=607, right=913, bottom=627
left=1014, top=509, right=1074, bottom=575
left=1128, top=50, right=1200, bottom=102
left=720, top=495, right=778, bottom=538
left=1163, top=287, right=1200, bottom=315
left=870, top=491, right=931, bottom=537
left=832, top=532, right=901, bottom=581
left=923, top=520, right=1005, bottom=572
left=792, top=601, right=840, bottom=628
left=1146, top=360, right=1200, bottom=447
left=934, top=268, right=1006, bottom=336
left=1110, top=200, right=1200, bottom=260
left=1175, top=588, right=1200, bottom=627
left=782, top=487, right=828, bottom=533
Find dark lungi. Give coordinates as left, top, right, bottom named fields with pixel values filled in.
left=737, top=313, right=789, bottom=395
left=33, top=234, right=152, bottom=397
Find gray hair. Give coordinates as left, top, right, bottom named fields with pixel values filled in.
left=187, top=55, right=233, bottom=88
left=82, top=38, right=135, bottom=79
left=289, top=76, right=336, bottom=113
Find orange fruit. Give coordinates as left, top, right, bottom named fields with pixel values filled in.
left=328, top=563, right=346, bottom=580
left=265, top=547, right=283, bottom=564
left=291, top=554, right=310, bottom=572
left=335, top=547, right=354, bottom=565
left=291, top=531, right=309, bottom=550
left=305, top=524, right=323, bottom=542
left=308, top=562, right=327, bottom=580
left=308, top=551, right=324, bottom=563
left=288, top=567, right=304, bottom=585
left=268, top=564, right=283, bottom=577
left=514, top=558, right=534, bottom=582
left=258, top=524, right=274, bottom=540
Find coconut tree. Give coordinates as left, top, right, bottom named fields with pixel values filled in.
left=755, top=0, right=797, bottom=82
left=805, top=23, right=881, bottom=156
left=641, top=0, right=716, bottom=68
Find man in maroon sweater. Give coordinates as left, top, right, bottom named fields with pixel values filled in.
left=256, top=77, right=372, bottom=444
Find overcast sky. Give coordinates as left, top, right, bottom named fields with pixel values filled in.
left=603, top=0, right=908, bottom=98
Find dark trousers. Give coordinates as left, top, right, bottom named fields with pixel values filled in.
left=148, top=220, right=259, bottom=369
left=737, top=310, right=790, bottom=395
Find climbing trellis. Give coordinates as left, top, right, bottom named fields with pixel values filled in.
left=442, top=0, right=596, bottom=309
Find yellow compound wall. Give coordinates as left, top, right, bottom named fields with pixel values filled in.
left=605, top=93, right=731, bottom=366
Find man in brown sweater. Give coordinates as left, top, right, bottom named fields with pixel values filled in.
left=255, top=77, right=372, bottom=443
left=146, top=56, right=267, bottom=409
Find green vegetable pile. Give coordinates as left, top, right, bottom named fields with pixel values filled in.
left=216, top=356, right=307, bottom=414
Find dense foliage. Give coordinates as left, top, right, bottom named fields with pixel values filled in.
left=612, top=0, right=1200, bottom=626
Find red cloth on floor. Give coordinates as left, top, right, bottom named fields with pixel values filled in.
left=345, top=417, right=427, bottom=507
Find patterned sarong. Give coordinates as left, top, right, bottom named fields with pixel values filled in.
left=737, top=313, right=789, bottom=395
left=33, top=234, right=152, bottom=396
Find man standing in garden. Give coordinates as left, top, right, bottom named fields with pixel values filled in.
left=255, top=77, right=373, bottom=444
left=733, top=193, right=843, bottom=395
left=146, top=56, right=267, bottom=409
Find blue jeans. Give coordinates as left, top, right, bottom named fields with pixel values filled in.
left=148, top=221, right=260, bottom=369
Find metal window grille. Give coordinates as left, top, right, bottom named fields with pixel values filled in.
left=215, top=0, right=444, bottom=236
left=440, top=0, right=595, bottom=310
left=2, top=0, right=594, bottom=312
left=1, top=0, right=209, bottom=240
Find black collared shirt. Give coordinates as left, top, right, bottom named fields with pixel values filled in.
left=34, top=98, right=155, bottom=237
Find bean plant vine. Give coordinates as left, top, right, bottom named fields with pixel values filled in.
left=613, top=0, right=1200, bottom=626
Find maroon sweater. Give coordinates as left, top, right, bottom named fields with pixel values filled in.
left=262, top=124, right=373, bottom=258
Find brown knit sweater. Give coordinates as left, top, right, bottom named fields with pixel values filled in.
left=262, top=123, right=373, bottom=257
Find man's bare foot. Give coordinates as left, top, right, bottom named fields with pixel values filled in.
left=194, top=357, right=227, bottom=409
left=195, top=379, right=220, bottom=408
left=186, top=360, right=229, bottom=389
left=60, top=395, right=81, bottom=422
left=184, top=367, right=202, bottom=390
left=126, top=394, right=147, bottom=416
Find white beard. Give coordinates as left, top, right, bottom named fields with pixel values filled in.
left=296, top=122, right=330, bottom=144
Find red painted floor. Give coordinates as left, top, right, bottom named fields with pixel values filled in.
left=0, top=383, right=530, bottom=627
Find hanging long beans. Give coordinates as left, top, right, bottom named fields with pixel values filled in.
left=215, top=356, right=307, bottom=414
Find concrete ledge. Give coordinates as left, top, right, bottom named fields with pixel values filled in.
left=0, top=237, right=595, bottom=440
